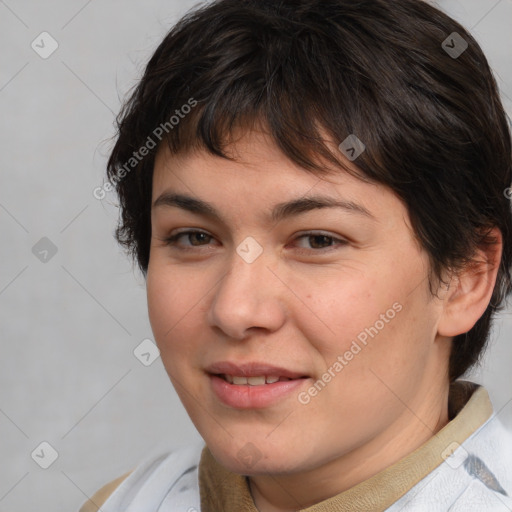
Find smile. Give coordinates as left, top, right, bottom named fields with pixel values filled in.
left=221, top=375, right=295, bottom=385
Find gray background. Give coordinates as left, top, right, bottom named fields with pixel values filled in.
left=0, top=0, right=511, bottom=510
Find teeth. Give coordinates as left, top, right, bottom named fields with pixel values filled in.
left=248, top=376, right=266, bottom=386
left=224, top=375, right=283, bottom=385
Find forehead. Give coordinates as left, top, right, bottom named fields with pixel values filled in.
left=154, top=129, right=365, bottom=190
left=151, top=129, right=409, bottom=231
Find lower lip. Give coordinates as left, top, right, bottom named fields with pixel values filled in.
left=209, top=375, right=309, bottom=409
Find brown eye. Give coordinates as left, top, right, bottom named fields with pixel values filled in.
left=293, top=232, right=348, bottom=252
left=307, top=235, right=335, bottom=249
left=164, top=230, right=214, bottom=248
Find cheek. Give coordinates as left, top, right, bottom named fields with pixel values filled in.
left=146, top=258, right=225, bottom=382
left=147, top=269, right=175, bottom=339
left=294, top=274, right=390, bottom=358
left=146, top=263, right=201, bottom=355
left=298, top=265, right=431, bottom=379
left=294, top=276, right=434, bottom=438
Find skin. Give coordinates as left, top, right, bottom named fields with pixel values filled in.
left=146, top=129, right=501, bottom=512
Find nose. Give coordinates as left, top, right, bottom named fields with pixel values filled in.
left=207, top=248, right=287, bottom=340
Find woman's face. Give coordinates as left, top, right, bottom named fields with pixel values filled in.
left=147, top=129, right=450, bottom=479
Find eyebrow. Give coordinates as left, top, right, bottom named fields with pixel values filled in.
left=152, top=192, right=375, bottom=223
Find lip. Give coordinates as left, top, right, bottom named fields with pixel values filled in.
left=205, top=361, right=308, bottom=379
left=206, top=361, right=310, bottom=409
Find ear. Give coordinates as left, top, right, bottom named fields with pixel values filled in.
left=437, top=227, right=503, bottom=337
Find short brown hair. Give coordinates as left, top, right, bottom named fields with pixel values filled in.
left=106, top=0, right=512, bottom=381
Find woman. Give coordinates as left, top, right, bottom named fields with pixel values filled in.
left=82, top=0, right=512, bottom=510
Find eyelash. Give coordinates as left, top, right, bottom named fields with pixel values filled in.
left=162, top=230, right=348, bottom=254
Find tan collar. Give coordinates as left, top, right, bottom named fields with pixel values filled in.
left=199, top=381, right=493, bottom=512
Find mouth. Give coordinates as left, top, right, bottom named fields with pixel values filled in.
left=215, top=374, right=307, bottom=385
left=205, top=361, right=309, bottom=382
left=206, top=361, right=310, bottom=408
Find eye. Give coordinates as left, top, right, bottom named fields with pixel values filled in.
left=161, top=230, right=348, bottom=254
left=163, top=230, right=215, bottom=249
left=292, top=232, right=348, bottom=253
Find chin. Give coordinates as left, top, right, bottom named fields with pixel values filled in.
left=208, top=440, right=304, bottom=476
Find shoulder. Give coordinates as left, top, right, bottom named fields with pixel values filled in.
left=445, top=416, right=512, bottom=510
left=464, top=415, right=512, bottom=489
left=449, top=479, right=512, bottom=511
left=389, top=416, right=512, bottom=512
left=79, top=471, right=132, bottom=512
left=79, top=443, right=205, bottom=512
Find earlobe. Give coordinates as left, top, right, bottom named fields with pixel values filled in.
left=437, top=227, right=503, bottom=338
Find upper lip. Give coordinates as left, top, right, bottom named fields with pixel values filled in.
left=206, top=361, right=308, bottom=379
